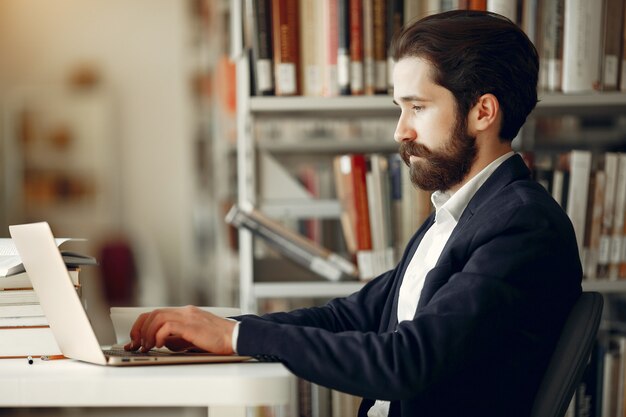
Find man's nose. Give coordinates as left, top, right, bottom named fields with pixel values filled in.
left=394, top=112, right=416, bottom=143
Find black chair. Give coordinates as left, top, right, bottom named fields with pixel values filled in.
left=530, top=292, right=604, bottom=417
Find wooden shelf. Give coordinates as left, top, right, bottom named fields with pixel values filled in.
left=260, top=199, right=341, bottom=219
left=582, top=279, right=626, bottom=293
left=249, top=93, right=626, bottom=115
left=257, top=139, right=397, bottom=153
left=250, top=95, right=395, bottom=113
left=253, top=281, right=366, bottom=299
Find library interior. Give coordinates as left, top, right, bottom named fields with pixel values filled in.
left=1, top=0, right=626, bottom=417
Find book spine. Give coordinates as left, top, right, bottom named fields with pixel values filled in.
left=598, top=153, right=619, bottom=279
left=250, top=0, right=275, bottom=95
left=227, top=207, right=345, bottom=281
left=0, top=326, right=62, bottom=358
left=272, top=0, right=300, bottom=96
left=522, top=0, right=539, bottom=44
left=566, top=150, right=592, bottom=254
left=323, top=0, right=340, bottom=97
left=363, top=0, right=375, bottom=95
left=300, top=0, right=323, bottom=96
left=372, top=0, right=387, bottom=94
left=386, top=0, right=403, bottom=92
left=584, top=170, right=606, bottom=280
left=609, top=153, right=626, bottom=279
left=601, top=0, right=625, bottom=91
left=621, top=0, right=626, bottom=91
left=538, top=0, right=564, bottom=92
left=334, top=155, right=358, bottom=254
left=486, top=0, right=518, bottom=22
left=337, top=0, right=351, bottom=95
left=351, top=154, right=373, bottom=251
left=468, top=0, right=487, bottom=11
left=562, top=0, right=603, bottom=92
left=349, top=0, right=364, bottom=95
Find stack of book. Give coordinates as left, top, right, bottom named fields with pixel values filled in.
left=226, top=204, right=358, bottom=282
left=333, top=153, right=433, bottom=280
left=0, top=238, right=96, bottom=359
left=522, top=150, right=626, bottom=281
left=244, top=0, right=626, bottom=97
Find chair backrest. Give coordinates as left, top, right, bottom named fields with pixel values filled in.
left=530, top=292, right=604, bottom=417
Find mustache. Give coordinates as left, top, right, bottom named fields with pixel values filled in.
left=399, top=141, right=432, bottom=163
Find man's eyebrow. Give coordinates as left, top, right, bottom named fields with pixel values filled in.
left=392, top=95, right=431, bottom=105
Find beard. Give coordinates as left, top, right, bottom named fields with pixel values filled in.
left=399, top=116, right=478, bottom=192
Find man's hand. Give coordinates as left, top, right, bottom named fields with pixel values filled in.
left=123, top=306, right=236, bottom=355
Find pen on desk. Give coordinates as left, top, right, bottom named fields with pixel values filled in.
left=27, top=355, right=33, bottom=365
left=40, top=355, right=65, bottom=361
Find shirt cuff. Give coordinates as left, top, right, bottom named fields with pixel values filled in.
left=230, top=320, right=240, bottom=354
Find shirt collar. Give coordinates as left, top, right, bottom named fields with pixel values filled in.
left=431, top=151, right=515, bottom=223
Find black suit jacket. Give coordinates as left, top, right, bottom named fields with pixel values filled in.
left=236, top=154, right=582, bottom=417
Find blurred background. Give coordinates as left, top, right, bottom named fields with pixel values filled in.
left=0, top=0, right=239, bottom=344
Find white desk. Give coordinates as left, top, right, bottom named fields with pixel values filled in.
left=0, top=358, right=294, bottom=416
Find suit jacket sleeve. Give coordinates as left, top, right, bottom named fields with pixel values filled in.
left=236, top=199, right=581, bottom=401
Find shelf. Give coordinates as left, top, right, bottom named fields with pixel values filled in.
left=253, top=279, right=622, bottom=299
left=253, top=281, right=366, bottom=299
left=260, top=199, right=341, bottom=218
left=250, top=96, right=395, bottom=113
left=249, top=93, right=626, bottom=115
left=257, top=139, right=397, bottom=153
left=582, top=280, right=626, bottom=293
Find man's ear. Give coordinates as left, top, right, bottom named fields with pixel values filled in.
left=468, top=93, right=500, bottom=135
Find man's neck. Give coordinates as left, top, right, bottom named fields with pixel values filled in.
left=448, top=142, right=513, bottom=193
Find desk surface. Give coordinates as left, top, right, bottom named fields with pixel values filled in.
left=0, top=358, right=293, bottom=407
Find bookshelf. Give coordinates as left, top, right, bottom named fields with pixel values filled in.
left=231, top=1, right=626, bottom=416
left=236, top=90, right=626, bottom=313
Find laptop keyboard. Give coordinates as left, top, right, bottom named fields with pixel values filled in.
left=102, top=348, right=172, bottom=357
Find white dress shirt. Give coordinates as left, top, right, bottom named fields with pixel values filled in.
left=368, top=151, right=514, bottom=417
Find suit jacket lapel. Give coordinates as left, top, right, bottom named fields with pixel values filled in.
left=414, top=154, right=532, bottom=310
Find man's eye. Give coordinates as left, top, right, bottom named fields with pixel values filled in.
left=412, top=105, right=423, bottom=112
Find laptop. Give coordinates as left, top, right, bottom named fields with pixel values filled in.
left=9, top=221, right=251, bottom=366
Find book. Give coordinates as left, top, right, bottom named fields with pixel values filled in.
left=562, top=0, right=603, bottom=92
left=538, top=0, right=564, bottom=92
left=386, top=0, right=403, bottom=92
left=248, top=0, right=275, bottom=96
left=363, top=0, right=375, bottom=95
left=0, top=238, right=96, bottom=277
left=271, top=0, right=300, bottom=96
left=300, top=0, right=324, bottom=96
left=468, top=0, right=487, bottom=10
left=566, top=150, right=592, bottom=254
left=621, top=216, right=626, bottom=278
left=372, top=0, right=387, bottom=94
left=337, top=0, right=351, bottom=95
left=598, top=153, right=619, bottom=279
left=349, top=0, right=364, bottom=95
left=322, top=0, right=339, bottom=97
left=601, top=0, right=625, bottom=91
left=583, top=170, right=606, bottom=280
left=609, top=153, right=626, bottom=279
left=521, top=0, right=539, bottom=45
left=486, top=0, right=518, bottom=22
left=0, top=326, right=62, bottom=358
left=0, top=268, right=80, bottom=290
left=0, top=303, right=45, bottom=318
left=225, top=204, right=358, bottom=282
left=0, top=315, right=48, bottom=327
left=365, top=154, right=395, bottom=275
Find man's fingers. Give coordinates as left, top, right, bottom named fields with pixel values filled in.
left=127, top=312, right=150, bottom=351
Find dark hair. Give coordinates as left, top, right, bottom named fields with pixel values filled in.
left=391, top=10, right=538, bottom=141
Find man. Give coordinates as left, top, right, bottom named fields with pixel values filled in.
left=126, top=10, right=582, bottom=417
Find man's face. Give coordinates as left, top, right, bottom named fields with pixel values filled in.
left=392, top=57, right=477, bottom=192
